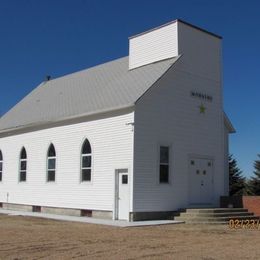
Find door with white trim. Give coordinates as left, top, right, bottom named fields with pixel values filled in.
left=189, top=158, right=213, bottom=205
left=115, top=169, right=129, bottom=220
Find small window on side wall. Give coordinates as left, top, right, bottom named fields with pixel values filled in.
left=159, top=146, right=169, bottom=183
left=122, top=174, right=128, bottom=184
left=47, top=144, right=56, bottom=182
left=0, top=150, right=3, bottom=182
left=81, top=139, right=92, bottom=182
left=19, top=147, right=27, bottom=182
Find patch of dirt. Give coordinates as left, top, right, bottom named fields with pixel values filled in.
left=0, top=215, right=259, bottom=259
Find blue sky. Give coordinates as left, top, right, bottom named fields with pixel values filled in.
left=0, top=0, right=259, bottom=177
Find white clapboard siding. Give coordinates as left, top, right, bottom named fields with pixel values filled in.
left=133, top=27, right=224, bottom=212
left=0, top=110, right=134, bottom=211
left=177, top=21, right=222, bottom=82
left=129, top=22, right=178, bottom=69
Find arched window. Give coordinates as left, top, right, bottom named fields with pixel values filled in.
left=81, top=139, right=92, bottom=182
left=19, top=147, right=27, bottom=182
left=47, top=144, right=56, bottom=182
left=0, top=150, right=3, bottom=182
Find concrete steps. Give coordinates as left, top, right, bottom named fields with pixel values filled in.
left=173, top=208, right=260, bottom=224
left=178, top=212, right=254, bottom=218
left=185, top=208, right=248, bottom=213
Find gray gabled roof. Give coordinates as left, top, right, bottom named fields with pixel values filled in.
left=0, top=56, right=179, bottom=132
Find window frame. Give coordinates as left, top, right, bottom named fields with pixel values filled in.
left=158, top=145, right=171, bottom=184
left=0, top=150, right=3, bottom=182
left=19, top=147, right=27, bottom=182
left=46, top=143, right=56, bottom=183
left=80, top=138, right=92, bottom=183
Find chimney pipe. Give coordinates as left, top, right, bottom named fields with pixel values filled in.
left=45, top=75, right=51, bottom=81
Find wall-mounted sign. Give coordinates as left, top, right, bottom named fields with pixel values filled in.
left=191, top=91, right=213, bottom=102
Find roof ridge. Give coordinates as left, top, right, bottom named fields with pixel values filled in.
left=47, top=56, right=128, bottom=84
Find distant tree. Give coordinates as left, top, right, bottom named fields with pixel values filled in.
left=229, top=154, right=246, bottom=196
left=243, top=179, right=254, bottom=195
left=248, top=155, right=260, bottom=195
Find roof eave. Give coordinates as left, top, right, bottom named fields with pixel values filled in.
left=135, top=55, right=183, bottom=105
left=0, top=104, right=135, bottom=136
left=224, top=112, right=236, bottom=134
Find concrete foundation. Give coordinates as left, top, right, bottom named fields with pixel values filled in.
left=41, top=206, right=81, bottom=217
left=130, top=211, right=179, bottom=221
left=1, top=202, right=178, bottom=221
left=0, top=202, right=112, bottom=220
left=92, top=210, right=113, bottom=219
left=2, top=203, right=32, bottom=212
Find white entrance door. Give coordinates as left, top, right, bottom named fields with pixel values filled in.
left=115, top=169, right=129, bottom=220
left=189, top=157, right=213, bottom=205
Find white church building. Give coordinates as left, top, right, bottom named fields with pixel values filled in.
left=0, top=19, right=235, bottom=221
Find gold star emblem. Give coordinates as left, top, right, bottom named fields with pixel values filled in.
left=199, top=104, right=206, bottom=114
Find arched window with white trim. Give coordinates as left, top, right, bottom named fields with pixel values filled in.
left=0, top=150, right=3, bottom=182
left=19, top=147, right=27, bottom=182
left=81, top=139, right=92, bottom=182
left=47, top=143, right=56, bottom=182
